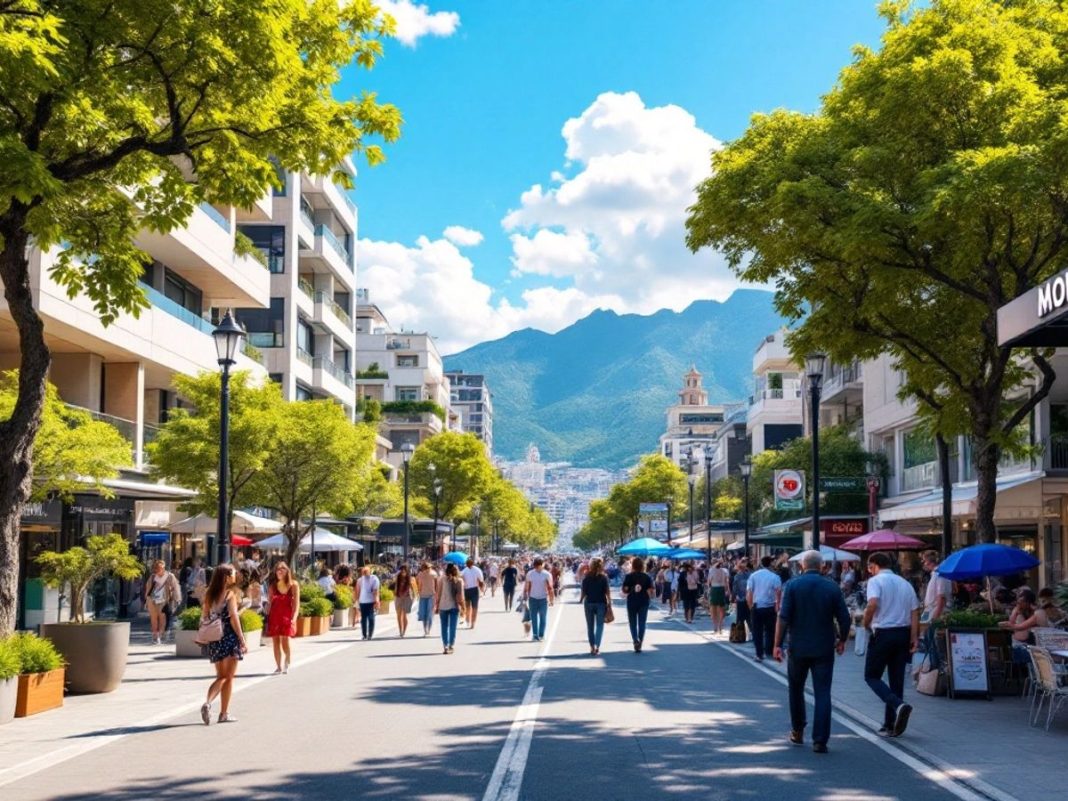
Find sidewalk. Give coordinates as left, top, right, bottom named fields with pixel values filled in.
left=0, top=613, right=378, bottom=789
left=711, top=626, right=1065, bottom=801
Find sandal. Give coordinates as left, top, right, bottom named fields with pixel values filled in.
left=218, top=713, right=237, bottom=723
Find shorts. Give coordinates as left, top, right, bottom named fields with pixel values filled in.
left=707, top=586, right=727, bottom=608
left=489, top=576, right=499, bottom=586
left=464, top=588, right=480, bottom=609
left=661, top=587, right=674, bottom=603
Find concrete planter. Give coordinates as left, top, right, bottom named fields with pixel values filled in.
left=15, top=669, right=65, bottom=717
left=331, top=609, right=348, bottom=628
left=41, top=622, right=129, bottom=694
left=0, top=677, right=16, bottom=725
left=174, top=629, right=206, bottom=658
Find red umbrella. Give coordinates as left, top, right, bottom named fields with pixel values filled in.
left=231, top=534, right=254, bottom=547
left=841, top=529, right=927, bottom=551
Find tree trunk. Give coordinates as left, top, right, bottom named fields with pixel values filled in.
left=0, top=221, right=50, bottom=634
left=973, top=437, right=1000, bottom=544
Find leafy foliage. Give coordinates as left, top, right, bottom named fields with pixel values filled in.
left=333, top=584, right=354, bottom=610
left=177, top=606, right=202, bottom=632
left=238, top=608, right=263, bottom=633
left=380, top=400, right=446, bottom=421
left=408, top=432, right=496, bottom=522
left=35, top=533, right=141, bottom=623
left=0, top=635, right=20, bottom=680
left=300, top=597, right=333, bottom=618
left=8, top=632, right=65, bottom=674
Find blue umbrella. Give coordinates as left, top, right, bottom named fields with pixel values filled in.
left=937, top=543, right=1040, bottom=581
left=443, top=551, right=469, bottom=566
left=666, top=548, right=706, bottom=561
left=618, top=537, right=672, bottom=557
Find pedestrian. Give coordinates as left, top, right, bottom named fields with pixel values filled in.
left=434, top=562, right=465, bottom=654
left=143, top=559, right=181, bottom=645
left=461, top=557, right=485, bottom=629
left=731, top=558, right=752, bottom=641
left=488, top=560, right=500, bottom=597
left=579, top=557, right=611, bottom=655
left=678, top=562, right=701, bottom=624
left=266, top=561, right=299, bottom=674
left=919, top=550, right=952, bottom=668
left=317, top=566, right=337, bottom=604
left=355, top=566, right=381, bottom=640
left=773, top=550, right=851, bottom=754
left=415, top=561, right=439, bottom=636
left=199, top=564, right=247, bottom=725
left=501, top=558, right=519, bottom=611
left=246, top=568, right=264, bottom=615
left=185, top=557, right=206, bottom=608
left=706, top=559, right=731, bottom=635
left=621, top=556, right=655, bottom=652
left=861, top=552, right=920, bottom=738
left=335, top=565, right=359, bottom=628
left=394, top=564, right=414, bottom=638
left=746, top=555, right=783, bottom=662
left=524, top=556, right=555, bottom=641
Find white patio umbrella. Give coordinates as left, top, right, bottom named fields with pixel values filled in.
left=256, top=529, right=363, bottom=552
left=168, top=510, right=282, bottom=535
left=788, top=545, right=859, bottom=563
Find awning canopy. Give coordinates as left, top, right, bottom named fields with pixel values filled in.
left=876, top=471, right=1044, bottom=526
left=256, top=529, right=363, bottom=552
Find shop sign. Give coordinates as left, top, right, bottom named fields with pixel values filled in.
left=70, top=495, right=133, bottom=521
left=819, top=476, right=868, bottom=492
left=774, top=469, right=805, bottom=511
left=1038, top=271, right=1068, bottom=318
left=21, top=499, right=62, bottom=526
left=639, top=502, right=668, bottom=515
left=822, top=520, right=866, bottom=536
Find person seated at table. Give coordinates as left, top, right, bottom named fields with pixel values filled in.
left=999, top=590, right=1049, bottom=661
left=1037, top=587, right=1066, bottom=626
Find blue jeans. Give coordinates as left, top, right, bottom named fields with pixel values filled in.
left=359, top=603, right=376, bottom=639
left=418, top=596, right=434, bottom=631
left=439, top=608, right=458, bottom=647
left=627, top=604, right=648, bottom=644
left=788, top=653, right=835, bottom=745
left=528, top=597, right=548, bottom=639
left=584, top=602, right=606, bottom=648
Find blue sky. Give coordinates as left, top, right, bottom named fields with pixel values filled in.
left=343, top=1, right=887, bottom=353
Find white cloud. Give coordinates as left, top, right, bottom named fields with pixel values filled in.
left=377, top=1, right=459, bottom=47
left=509, top=229, right=596, bottom=277
left=442, top=225, right=484, bottom=247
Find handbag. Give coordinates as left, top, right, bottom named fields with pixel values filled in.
left=515, top=599, right=527, bottom=615
left=729, top=621, right=747, bottom=643
left=605, top=605, right=615, bottom=624
left=194, top=605, right=224, bottom=645
left=914, top=653, right=946, bottom=696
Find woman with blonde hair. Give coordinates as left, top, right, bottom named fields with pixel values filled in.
left=579, top=557, right=611, bottom=655
left=143, top=559, right=181, bottom=645
left=266, top=561, right=299, bottom=674
left=434, top=562, right=466, bottom=654
left=199, top=564, right=247, bottom=725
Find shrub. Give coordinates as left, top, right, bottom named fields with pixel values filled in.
left=10, top=632, right=65, bottom=674
left=300, top=584, right=325, bottom=603
left=300, top=597, right=333, bottom=618
left=333, top=584, right=354, bottom=610
left=0, top=637, right=20, bottom=681
left=378, top=586, right=395, bottom=603
left=239, top=609, right=264, bottom=632
left=933, top=610, right=1005, bottom=630
left=178, top=607, right=203, bottom=631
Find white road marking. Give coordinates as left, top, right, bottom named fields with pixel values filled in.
left=481, top=596, right=565, bottom=801
left=0, top=619, right=397, bottom=790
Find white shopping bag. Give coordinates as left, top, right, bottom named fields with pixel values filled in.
left=854, top=626, right=869, bottom=656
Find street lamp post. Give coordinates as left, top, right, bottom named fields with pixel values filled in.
left=401, top=442, right=415, bottom=563
left=472, top=503, right=481, bottom=559
left=687, top=473, right=697, bottom=544
left=704, top=449, right=714, bottom=563
left=212, top=309, right=245, bottom=566
left=432, top=479, right=442, bottom=558
left=740, top=456, right=753, bottom=559
left=806, top=353, right=827, bottom=551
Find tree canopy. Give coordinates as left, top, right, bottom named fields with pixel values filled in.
left=686, top=0, right=1068, bottom=541
left=407, top=432, right=496, bottom=522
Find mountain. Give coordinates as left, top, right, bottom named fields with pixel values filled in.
left=443, top=289, right=788, bottom=469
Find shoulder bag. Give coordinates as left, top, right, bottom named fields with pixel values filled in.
left=194, top=603, right=224, bottom=645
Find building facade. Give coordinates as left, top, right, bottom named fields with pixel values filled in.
left=445, top=370, right=494, bottom=454
left=659, top=367, right=728, bottom=467
left=746, top=329, right=803, bottom=456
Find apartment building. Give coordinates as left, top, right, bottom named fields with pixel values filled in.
left=746, top=329, right=803, bottom=455
left=445, top=370, right=494, bottom=454
left=355, top=289, right=452, bottom=463
left=659, top=367, right=728, bottom=466
left=233, top=162, right=358, bottom=418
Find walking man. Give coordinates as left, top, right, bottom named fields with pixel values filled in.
left=862, top=552, right=921, bottom=737
left=746, top=555, right=782, bottom=662
left=524, top=557, right=555, bottom=641
left=461, top=558, right=484, bottom=629
left=774, top=550, right=851, bottom=754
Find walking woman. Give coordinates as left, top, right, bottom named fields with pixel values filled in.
left=394, top=564, right=414, bottom=638
left=355, top=566, right=380, bottom=640
left=706, top=559, right=731, bottom=636
left=579, top=557, right=611, bottom=655
left=678, top=562, right=701, bottom=624
left=415, top=561, right=439, bottom=636
left=143, top=559, right=181, bottom=645
left=266, top=561, right=299, bottom=675
left=501, top=558, right=519, bottom=611
left=621, top=557, right=655, bottom=652
left=199, top=564, right=247, bottom=725
left=435, top=562, right=465, bottom=654
left=336, top=565, right=359, bottom=628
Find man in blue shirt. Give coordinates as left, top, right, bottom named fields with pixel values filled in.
left=774, top=550, right=851, bottom=754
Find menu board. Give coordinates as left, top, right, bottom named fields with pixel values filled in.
left=946, top=630, right=989, bottom=698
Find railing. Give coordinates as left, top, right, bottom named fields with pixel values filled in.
left=314, top=291, right=352, bottom=327
left=1047, top=437, right=1068, bottom=470
left=265, top=252, right=285, bottom=274
left=823, top=361, right=862, bottom=395
left=248, top=331, right=284, bottom=348
left=385, top=338, right=412, bottom=350
left=141, top=284, right=214, bottom=335
left=65, top=404, right=136, bottom=445
left=902, top=461, right=938, bottom=492
left=198, top=202, right=231, bottom=232
left=315, top=225, right=352, bottom=267
left=299, top=197, right=315, bottom=230
left=298, top=277, right=315, bottom=300
left=749, top=387, right=802, bottom=404
left=335, top=183, right=357, bottom=215
left=142, top=423, right=161, bottom=446
left=296, top=347, right=313, bottom=366
left=313, top=355, right=354, bottom=388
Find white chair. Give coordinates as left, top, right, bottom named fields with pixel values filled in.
left=1027, top=647, right=1068, bottom=730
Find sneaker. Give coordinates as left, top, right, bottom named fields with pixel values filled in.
left=877, top=726, right=892, bottom=737
left=892, top=703, right=912, bottom=737
left=218, top=713, right=237, bottom=723
left=200, top=703, right=212, bottom=726
left=813, top=743, right=828, bottom=754
left=788, top=730, right=803, bottom=746
left=754, top=656, right=764, bottom=663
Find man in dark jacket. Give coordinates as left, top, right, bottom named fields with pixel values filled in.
left=774, top=549, right=851, bottom=754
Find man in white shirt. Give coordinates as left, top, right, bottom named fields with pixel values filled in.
left=461, top=558, right=485, bottom=629
left=919, top=550, right=953, bottom=671
left=662, top=565, right=679, bottom=616
left=524, top=557, right=555, bottom=641
left=861, top=552, right=921, bottom=738
left=746, top=555, right=783, bottom=662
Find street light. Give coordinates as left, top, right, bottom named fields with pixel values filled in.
left=432, top=478, right=443, bottom=558
left=806, top=353, right=827, bottom=551
left=212, top=309, right=245, bottom=566
left=685, top=449, right=697, bottom=544
left=704, top=448, right=714, bottom=563
left=401, top=442, right=415, bottom=562
left=472, top=503, right=481, bottom=559
left=740, top=456, right=753, bottom=559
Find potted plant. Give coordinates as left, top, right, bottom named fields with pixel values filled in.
left=12, top=633, right=65, bottom=717
left=0, top=636, right=19, bottom=725
left=332, top=585, right=354, bottom=628
left=378, top=585, right=394, bottom=616
left=298, top=585, right=332, bottom=636
left=36, top=533, right=142, bottom=693
left=175, top=607, right=207, bottom=658
left=239, top=609, right=264, bottom=649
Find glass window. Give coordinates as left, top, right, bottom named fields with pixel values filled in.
left=161, top=270, right=202, bottom=315
left=904, top=430, right=936, bottom=468
left=396, top=355, right=418, bottom=367
left=295, top=384, right=312, bottom=401
left=238, top=225, right=286, bottom=273
left=235, top=298, right=285, bottom=343
left=296, top=318, right=314, bottom=356
left=395, top=386, right=419, bottom=401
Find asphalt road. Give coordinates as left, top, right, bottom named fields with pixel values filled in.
left=7, top=587, right=978, bottom=801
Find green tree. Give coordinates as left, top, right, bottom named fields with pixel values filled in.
left=0, top=371, right=131, bottom=501
left=575, top=498, right=629, bottom=550
left=351, top=463, right=404, bottom=521
left=249, top=401, right=373, bottom=566
left=36, top=533, right=141, bottom=623
left=615, top=454, right=689, bottom=529
left=0, top=1, right=401, bottom=632
left=407, top=432, right=495, bottom=523
left=147, top=371, right=282, bottom=529
left=686, top=0, right=1068, bottom=542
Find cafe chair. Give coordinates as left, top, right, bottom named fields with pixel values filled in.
left=1027, top=647, right=1068, bottom=731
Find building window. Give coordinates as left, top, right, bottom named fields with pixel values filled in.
left=162, top=270, right=203, bottom=316
left=295, top=384, right=313, bottom=401
left=396, top=355, right=418, bottom=368
left=296, top=318, right=314, bottom=356
left=268, top=373, right=284, bottom=385
left=236, top=298, right=285, bottom=348
left=395, top=386, right=419, bottom=402
left=238, top=225, right=286, bottom=273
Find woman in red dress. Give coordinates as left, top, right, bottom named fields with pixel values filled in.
left=266, top=561, right=299, bottom=674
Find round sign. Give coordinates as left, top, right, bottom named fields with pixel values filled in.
left=775, top=470, right=804, bottom=500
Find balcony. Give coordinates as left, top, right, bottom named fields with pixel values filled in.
left=296, top=347, right=313, bottom=367
left=312, top=290, right=352, bottom=339
left=316, top=225, right=353, bottom=269
left=65, top=404, right=138, bottom=464
left=902, top=461, right=938, bottom=492
left=141, top=285, right=214, bottom=335
left=821, top=360, right=863, bottom=405
left=312, top=355, right=354, bottom=401
left=198, top=202, right=231, bottom=232
left=1046, top=437, right=1068, bottom=471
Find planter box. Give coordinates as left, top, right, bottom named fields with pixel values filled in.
left=308, top=616, right=330, bottom=636
left=331, top=609, right=349, bottom=628
left=175, top=629, right=206, bottom=658
left=0, top=677, right=16, bottom=725
left=294, top=617, right=314, bottom=638
left=15, top=669, right=65, bottom=717
left=379, top=601, right=392, bottom=616
left=41, top=622, right=129, bottom=694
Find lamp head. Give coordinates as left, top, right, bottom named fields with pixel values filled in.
left=212, top=309, right=246, bottom=366
left=740, top=456, right=753, bottom=479
left=805, top=353, right=827, bottom=383
left=401, top=442, right=415, bottom=464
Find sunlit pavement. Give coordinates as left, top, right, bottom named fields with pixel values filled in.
left=0, top=590, right=1001, bottom=801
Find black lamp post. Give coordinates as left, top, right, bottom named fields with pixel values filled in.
left=806, top=353, right=827, bottom=551
left=212, top=309, right=245, bottom=566
left=472, top=503, right=481, bottom=558
left=432, top=478, right=442, bottom=558
left=401, top=441, right=415, bottom=562
left=704, top=449, right=714, bottom=563
left=740, top=456, right=752, bottom=559
left=494, top=519, right=501, bottom=556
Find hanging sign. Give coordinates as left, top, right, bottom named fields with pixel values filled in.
left=774, top=469, right=805, bottom=511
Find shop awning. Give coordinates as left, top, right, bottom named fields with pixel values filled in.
left=749, top=531, right=803, bottom=547
left=102, top=476, right=197, bottom=500
left=877, top=471, right=1044, bottom=525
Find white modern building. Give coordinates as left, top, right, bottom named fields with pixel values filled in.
left=445, top=370, right=494, bottom=454
left=746, top=329, right=803, bottom=456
